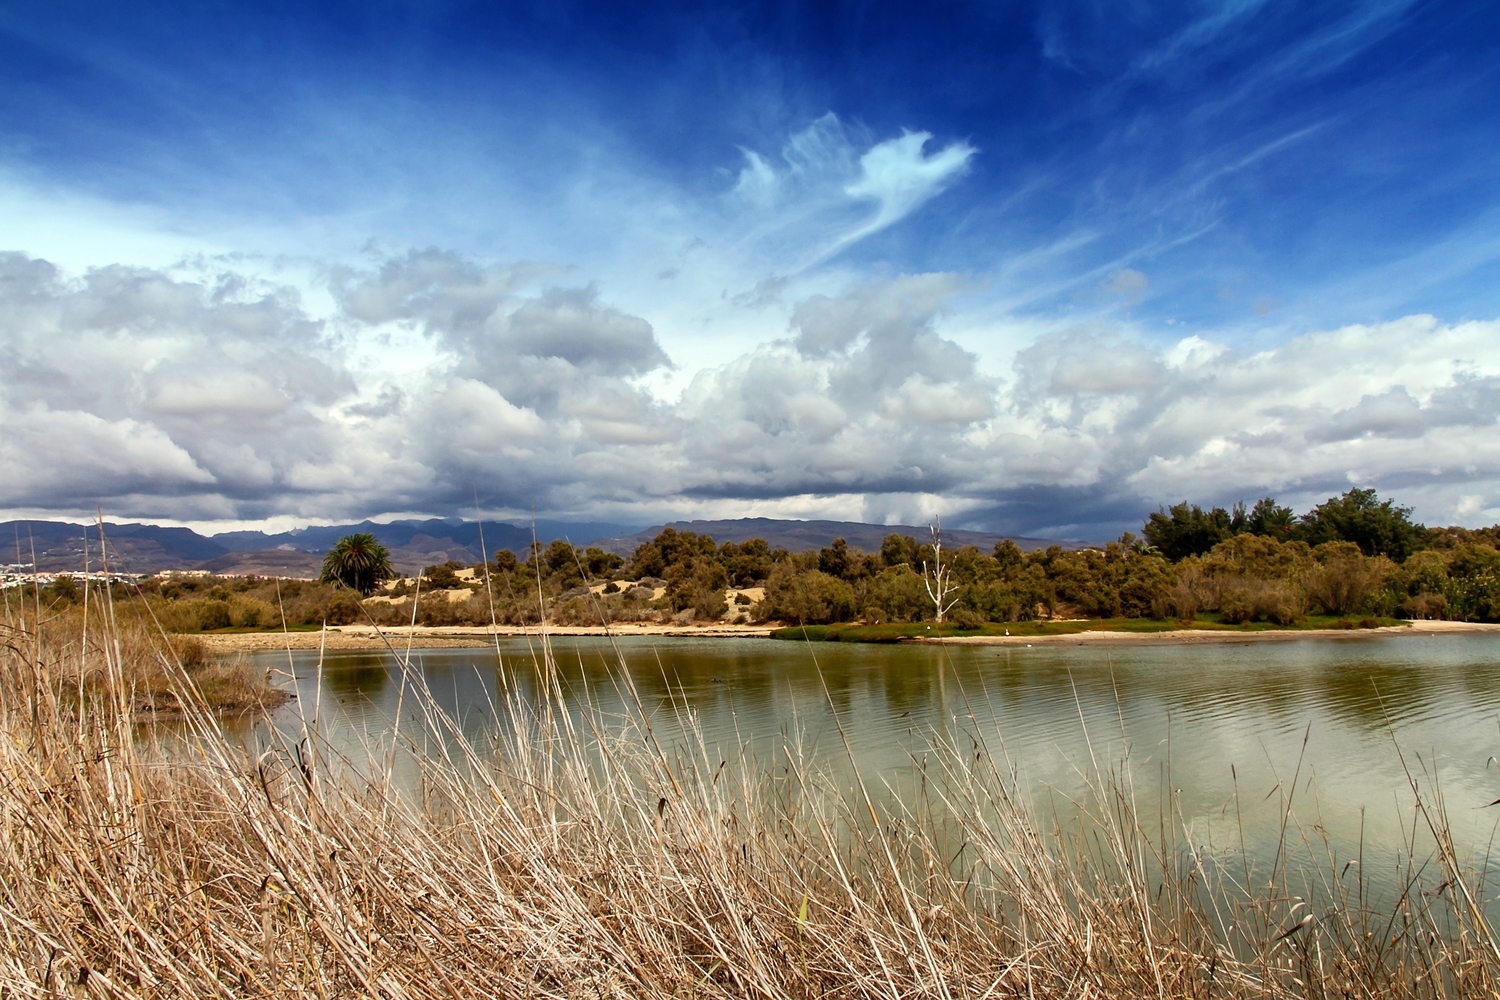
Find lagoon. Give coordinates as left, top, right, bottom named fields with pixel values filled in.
left=245, top=631, right=1500, bottom=906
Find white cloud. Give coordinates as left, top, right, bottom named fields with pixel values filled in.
left=0, top=406, right=215, bottom=504
left=725, top=114, right=975, bottom=270
left=839, top=129, right=976, bottom=248
left=5, top=249, right=1500, bottom=536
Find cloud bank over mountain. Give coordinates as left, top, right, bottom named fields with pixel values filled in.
left=5, top=248, right=1498, bottom=538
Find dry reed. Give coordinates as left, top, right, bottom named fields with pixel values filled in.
left=0, top=573, right=1496, bottom=998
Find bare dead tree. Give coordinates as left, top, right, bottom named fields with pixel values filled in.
left=921, top=520, right=961, bottom=623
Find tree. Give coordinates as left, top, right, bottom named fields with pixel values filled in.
left=320, top=534, right=395, bottom=595
left=1298, top=488, right=1425, bottom=560
left=921, top=522, right=962, bottom=623
left=818, top=538, right=852, bottom=578
left=422, top=561, right=466, bottom=589
left=1142, top=502, right=1234, bottom=561
left=1245, top=497, right=1296, bottom=537
left=584, top=547, right=623, bottom=577
left=881, top=533, right=920, bottom=568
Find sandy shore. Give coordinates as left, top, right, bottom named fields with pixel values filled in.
left=192, top=618, right=1500, bottom=653
left=197, top=622, right=777, bottom=652
left=922, top=619, right=1500, bottom=647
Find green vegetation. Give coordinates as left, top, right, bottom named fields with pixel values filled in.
left=773, top=614, right=1404, bottom=642
left=1142, top=488, right=1424, bottom=559
left=319, top=532, right=396, bottom=594
left=23, top=487, right=1499, bottom=635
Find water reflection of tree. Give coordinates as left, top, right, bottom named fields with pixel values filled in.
left=324, top=654, right=392, bottom=700
left=1312, top=657, right=1484, bottom=732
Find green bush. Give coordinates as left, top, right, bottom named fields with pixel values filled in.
left=862, top=567, right=931, bottom=622
left=758, top=570, right=855, bottom=625
left=196, top=601, right=232, bottom=631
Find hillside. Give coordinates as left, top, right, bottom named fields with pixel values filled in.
left=2, top=516, right=1086, bottom=578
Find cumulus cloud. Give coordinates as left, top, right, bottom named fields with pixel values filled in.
left=0, top=406, right=215, bottom=504
left=5, top=249, right=1500, bottom=535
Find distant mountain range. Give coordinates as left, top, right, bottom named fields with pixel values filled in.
left=1, top=516, right=1093, bottom=578
left=0, top=518, right=639, bottom=577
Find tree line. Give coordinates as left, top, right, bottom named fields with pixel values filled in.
left=317, top=488, right=1500, bottom=628
left=19, top=488, right=1500, bottom=631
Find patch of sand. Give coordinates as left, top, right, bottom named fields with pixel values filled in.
left=923, top=619, right=1500, bottom=648
left=192, top=618, right=1500, bottom=653
left=198, top=621, right=777, bottom=652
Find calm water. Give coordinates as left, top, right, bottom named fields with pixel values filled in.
left=244, top=632, right=1500, bottom=900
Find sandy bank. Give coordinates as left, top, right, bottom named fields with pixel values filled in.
left=191, top=618, right=1500, bottom=653
left=197, top=622, right=776, bottom=652
left=921, top=619, right=1500, bottom=648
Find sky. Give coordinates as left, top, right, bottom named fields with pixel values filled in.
left=1, top=0, right=1499, bottom=539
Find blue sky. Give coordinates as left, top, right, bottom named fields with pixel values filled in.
left=2, top=0, right=1499, bottom=537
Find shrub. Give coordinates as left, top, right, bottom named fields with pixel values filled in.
left=862, top=567, right=932, bottom=622
left=948, top=607, right=985, bottom=629
left=679, top=584, right=727, bottom=620
left=1400, top=592, right=1448, bottom=619
left=422, top=561, right=467, bottom=590
left=196, top=600, right=232, bottom=631
left=1446, top=572, right=1500, bottom=622
left=1401, top=550, right=1449, bottom=598
left=1303, top=543, right=1392, bottom=615
left=324, top=591, right=365, bottom=626
left=1216, top=579, right=1302, bottom=625
left=229, top=597, right=276, bottom=629
left=45, top=575, right=80, bottom=605
left=757, top=570, right=855, bottom=625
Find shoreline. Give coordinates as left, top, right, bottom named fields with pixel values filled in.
left=921, top=619, right=1500, bottom=647
left=197, top=621, right=778, bottom=652
left=193, top=618, right=1500, bottom=652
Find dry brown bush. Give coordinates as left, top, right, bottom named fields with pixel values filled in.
left=1217, top=578, right=1305, bottom=624
left=1400, top=592, right=1449, bottom=619
left=1304, top=542, right=1394, bottom=615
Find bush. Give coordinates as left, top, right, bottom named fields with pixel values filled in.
left=948, top=607, right=985, bottom=629
left=1303, top=543, right=1392, bottom=615
left=862, top=567, right=933, bottom=622
left=757, top=570, right=855, bottom=625
left=422, top=561, right=467, bottom=590
left=1446, top=572, right=1500, bottom=622
left=690, top=587, right=728, bottom=621
left=324, top=591, right=365, bottom=626
left=1217, top=579, right=1302, bottom=625
left=1400, top=592, right=1448, bottom=619
left=196, top=601, right=232, bottom=631
left=229, top=598, right=276, bottom=629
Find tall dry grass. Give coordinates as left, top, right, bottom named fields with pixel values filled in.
left=1, top=576, right=1498, bottom=997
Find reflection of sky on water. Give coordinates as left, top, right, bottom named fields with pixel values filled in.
left=240, top=633, right=1500, bottom=906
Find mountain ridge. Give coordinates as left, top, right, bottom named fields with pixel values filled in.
left=2, top=517, right=1094, bottom=577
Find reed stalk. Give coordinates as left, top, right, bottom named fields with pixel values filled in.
left=0, top=581, right=1494, bottom=998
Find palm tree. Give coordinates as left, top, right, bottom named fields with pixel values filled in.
left=320, top=534, right=395, bottom=595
